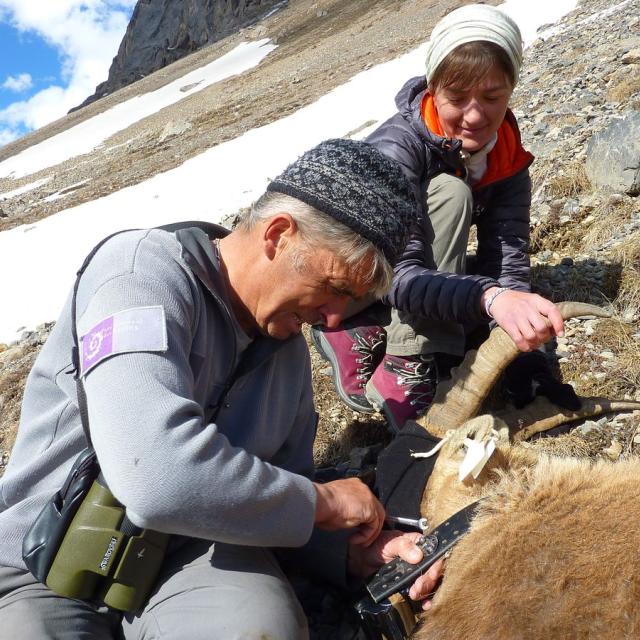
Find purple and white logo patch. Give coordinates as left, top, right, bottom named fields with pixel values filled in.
left=80, top=306, right=167, bottom=376
left=82, top=316, right=114, bottom=373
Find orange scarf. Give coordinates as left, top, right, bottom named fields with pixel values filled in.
left=421, top=93, right=533, bottom=188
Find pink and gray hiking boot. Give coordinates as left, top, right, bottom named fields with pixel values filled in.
left=365, top=353, right=437, bottom=432
left=311, top=320, right=386, bottom=414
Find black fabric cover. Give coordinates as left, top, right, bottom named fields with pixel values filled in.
left=375, top=421, right=441, bottom=522
left=22, top=448, right=100, bottom=582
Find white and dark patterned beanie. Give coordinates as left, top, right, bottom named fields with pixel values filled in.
left=424, top=4, right=523, bottom=84
left=267, top=139, right=418, bottom=265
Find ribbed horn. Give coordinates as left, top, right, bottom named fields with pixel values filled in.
left=496, top=396, right=640, bottom=441
left=417, top=302, right=610, bottom=437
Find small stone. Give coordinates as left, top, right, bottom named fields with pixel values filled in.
left=603, top=439, right=623, bottom=461
left=159, top=120, right=192, bottom=141
left=621, top=48, right=640, bottom=65
left=576, top=420, right=600, bottom=435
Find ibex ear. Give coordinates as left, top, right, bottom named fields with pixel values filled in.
left=455, top=415, right=507, bottom=444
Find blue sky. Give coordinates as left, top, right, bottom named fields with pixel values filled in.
left=0, top=1, right=136, bottom=146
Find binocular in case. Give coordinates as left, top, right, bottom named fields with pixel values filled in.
left=45, top=476, right=169, bottom=612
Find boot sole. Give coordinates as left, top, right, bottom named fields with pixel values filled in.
left=364, top=381, right=403, bottom=433
left=310, top=328, right=375, bottom=414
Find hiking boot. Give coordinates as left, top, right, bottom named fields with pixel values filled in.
left=365, top=354, right=437, bottom=433
left=311, top=321, right=386, bottom=414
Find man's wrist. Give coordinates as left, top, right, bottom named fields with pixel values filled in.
left=313, top=482, right=332, bottom=525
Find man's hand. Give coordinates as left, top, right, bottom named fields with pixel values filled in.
left=348, top=531, right=444, bottom=610
left=313, top=478, right=385, bottom=546
left=481, top=288, right=564, bottom=352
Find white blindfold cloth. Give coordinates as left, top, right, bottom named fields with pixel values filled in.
left=424, top=4, right=523, bottom=85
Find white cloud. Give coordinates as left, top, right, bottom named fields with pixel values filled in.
left=2, top=73, right=33, bottom=92
left=0, top=1, right=136, bottom=143
left=0, top=128, right=20, bottom=146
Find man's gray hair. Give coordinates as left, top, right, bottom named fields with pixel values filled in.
left=238, top=192, right=394, bottom=297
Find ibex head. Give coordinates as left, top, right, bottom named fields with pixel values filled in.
left=420, top=415, right=538, bottom=527
left=412, top=301, right=640, bottom=527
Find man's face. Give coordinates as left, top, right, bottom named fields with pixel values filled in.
left=255, top=234, right=375, bottom=340
left=432, top=64, right=513, bottom=152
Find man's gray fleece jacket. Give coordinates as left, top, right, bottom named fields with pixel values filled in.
left=0, top=226, right=320, bottom=570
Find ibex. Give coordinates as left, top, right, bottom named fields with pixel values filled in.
left=408, top=302, right=640, bottom=639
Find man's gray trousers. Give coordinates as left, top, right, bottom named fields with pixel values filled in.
left=0, top=539, right=308, bottom=640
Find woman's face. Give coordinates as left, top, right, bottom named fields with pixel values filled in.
left=432, top=64, right=513, bottom=152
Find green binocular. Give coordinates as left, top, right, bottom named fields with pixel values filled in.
left=45, top=478, right=169, bottom=612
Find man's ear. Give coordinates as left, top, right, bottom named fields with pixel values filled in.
left=263, top=213, right=297, bottom=259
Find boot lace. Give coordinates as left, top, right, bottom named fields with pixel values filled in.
left=352, top=330, right=385, bottom=389
left=388, top=357, right=436, bottom=412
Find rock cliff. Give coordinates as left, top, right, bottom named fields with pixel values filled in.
left=73, top=0, right=286, bottom=110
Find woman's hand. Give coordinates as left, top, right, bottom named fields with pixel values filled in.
left=348, top=530, right=444, bottom=610
left=481, top=288, right=564, bottom=352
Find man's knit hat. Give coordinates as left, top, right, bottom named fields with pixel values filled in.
left=424, top=4, right=523, bottom=85
left=267, top=139, right=417, bottom=265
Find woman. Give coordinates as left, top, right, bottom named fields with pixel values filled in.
left=312, top=4, right=579, bottom=432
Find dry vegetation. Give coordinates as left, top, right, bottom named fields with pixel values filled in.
left=607, top=68, right=640, bottom=103
left=0, top=345, right=39, bottom=466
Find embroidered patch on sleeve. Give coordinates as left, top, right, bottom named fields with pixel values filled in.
left=80, top=306, right=168, bottom=376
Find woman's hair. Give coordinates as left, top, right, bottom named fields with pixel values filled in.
left=237, top=191, right=394, bottom=296
left=429, top=41, right=516, bottom=93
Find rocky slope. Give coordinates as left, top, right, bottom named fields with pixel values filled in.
left=74, top=0, right=287, bottom=110
left=0, top=0, right=638, bottom=455
left=1, top=0, right=639, bottom=469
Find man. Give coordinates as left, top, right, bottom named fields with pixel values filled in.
left=0, top=139, right=441, bottom=639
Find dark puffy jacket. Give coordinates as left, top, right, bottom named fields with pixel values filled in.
left=367, top=76, right=534, bottom=326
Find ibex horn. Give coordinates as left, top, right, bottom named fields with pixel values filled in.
left=416, top=302, right=610, bottom=437
left=499, top=396, right=640, bottom=441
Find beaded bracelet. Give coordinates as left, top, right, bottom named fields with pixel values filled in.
left=484, top=287, right=509, bottom=318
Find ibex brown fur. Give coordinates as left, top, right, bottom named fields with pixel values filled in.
left=415, top=455, right=640, bottom=639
